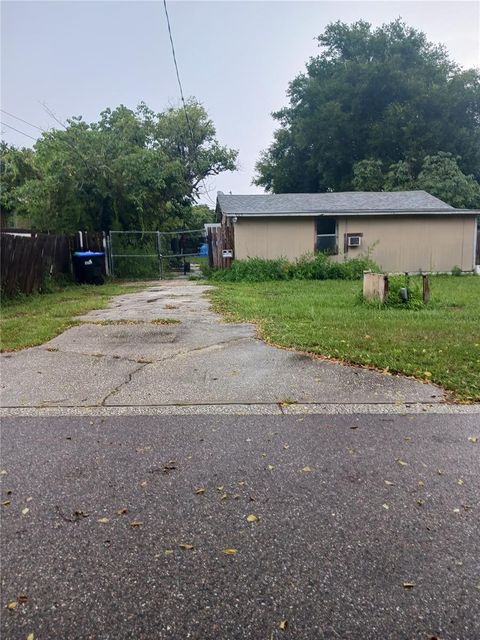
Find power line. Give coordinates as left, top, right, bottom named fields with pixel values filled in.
left=162, top=0, right=216, bottom=206
left=1, top=108, right=100, bottom=180
left=1, top=109, right=46, bottom=133
left=1, top=121, right=37, bottom=141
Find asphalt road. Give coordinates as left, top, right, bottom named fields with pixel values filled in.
left=1, top=413, right=479, bottom=640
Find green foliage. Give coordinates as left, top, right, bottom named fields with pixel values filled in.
left=210, top=254, right=379, bottom=282
left=0, top=142, right=39, bottom=225
left=4, top=101, right=237, bottom=233
left=254, top=19, right=480, bottom=201
left=352, top=153, right=480, bottom=207
left=353, top=159, right=384, bottom=191
left=385, top=275, right=424, bottom=309
left=211, top=258, right=293, bottom=282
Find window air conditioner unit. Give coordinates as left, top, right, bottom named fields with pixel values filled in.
left=347, top=235, right=362, bottom=247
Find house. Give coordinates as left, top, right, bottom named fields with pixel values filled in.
left=215, top=191, right=479, bottom=273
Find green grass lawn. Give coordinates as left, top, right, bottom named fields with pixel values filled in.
left=209, top=276, right=480, bottom=402
left=0, top=281, right=144, bottom=351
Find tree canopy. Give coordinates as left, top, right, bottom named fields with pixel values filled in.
left=1, top=101, right=237, bottom=232
left=254, top=19, right=480, bottom=206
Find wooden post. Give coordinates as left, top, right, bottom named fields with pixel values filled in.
left=422, top=274, right=430, bottom=304
left=363, top=272, right=389, bottom=303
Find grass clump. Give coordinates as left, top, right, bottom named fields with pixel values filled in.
left=210, top=253, right=379, bottom=283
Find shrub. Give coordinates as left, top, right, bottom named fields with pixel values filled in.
left=209, top=254, right=380, bottom=282
left=385, top=274, right=424, bottom=309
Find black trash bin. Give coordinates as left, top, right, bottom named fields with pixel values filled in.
left=72, top=251, right=105, bottom=285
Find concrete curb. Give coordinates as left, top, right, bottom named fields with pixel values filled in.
left=1, top=402, right=479, bottom=417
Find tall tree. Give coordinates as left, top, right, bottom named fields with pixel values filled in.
left=7, top=100, right=237, bottom=233
left=352, top=153, right=480, bottom=208
left=254, top=19, right=480, bottom=200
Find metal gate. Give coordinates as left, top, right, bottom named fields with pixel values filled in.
left=109, top=229, right=206, bottom=279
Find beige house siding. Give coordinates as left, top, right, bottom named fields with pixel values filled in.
left=234, top=217, right=315, bottom=261
left=333, top=215, right=476, bottom=272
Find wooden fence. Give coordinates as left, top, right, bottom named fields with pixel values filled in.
left=207, top=224, right=234, bottom=270
left=1, top=232, right=71, bottom=296
left=477, top=227, right=480, bottom=266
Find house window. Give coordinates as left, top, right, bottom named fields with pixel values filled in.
left=316, top=217, right=337, bottom=254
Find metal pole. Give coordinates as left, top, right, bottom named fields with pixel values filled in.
left=156, top=231, right=162, bottom=280
left=109, top=231, right=115, bottom=277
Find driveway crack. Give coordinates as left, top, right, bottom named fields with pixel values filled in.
left=101, top=362, right=150, bottom=406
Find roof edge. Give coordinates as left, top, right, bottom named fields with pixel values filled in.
left=224, top=209, right=479, bottom=217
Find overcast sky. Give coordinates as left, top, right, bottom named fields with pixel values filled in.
left=1, top=1, right=479, bottom=205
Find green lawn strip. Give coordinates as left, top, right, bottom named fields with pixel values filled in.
left=209, top=276, right=480, bottom=402
left=0, top=282, right=145, bottom=351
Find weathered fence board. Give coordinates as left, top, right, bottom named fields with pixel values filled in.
left=208, top=224, right=234, bottom=270
left=476, top=227, right=480, bottom=265
left=1, top=232, right=71, bottom=296
left=363, top=272, right=389, bottom=302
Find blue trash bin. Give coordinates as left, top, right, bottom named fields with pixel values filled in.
left=72, top=251, right=105, bottom=285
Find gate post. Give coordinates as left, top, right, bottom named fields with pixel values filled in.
left=156, top=231, right=163, bottom=279
left=109, top=231, right=115, bottom=277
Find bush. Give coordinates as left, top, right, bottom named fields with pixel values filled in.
left=385, top=274, right=424, bottom=309
left=209, top=254, right=380, bottom=282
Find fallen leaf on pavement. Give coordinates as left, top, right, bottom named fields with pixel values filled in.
left=468, top=437, right=478, bottom=443
left=130, top=521, right=143, bottom=528
left=223, top=548, right=237, bottom=555
left=179, top=544, right=194, bottom=550
left=7, top=601, right=17, bottom=610
left=246, top=514, right=259, bottom=523
left=382, top=504, right=389, bottom=510
left=74, top=510, right=90, bottom=519
left=97, top=517, right=110, bottom=524
left=18, top=595, right=28, bottom=603
left=2, top=501, right=11, bottom=507
left=301, top=466, right=312, bottom=472
left=27, top=634, right=34, bottom=640
left=279, top=620, right=288, bottom=630
left=384, top=481, right=394, bottom=486
left=283, top=443, right=289, bottom=450
left=21, top=508, right=29, bottom=516
left=403, top=582, right=415, bottom=589
left=26, top=497, right=33, bottom=502
left=117, top=508, right=128, bottom=516
left=164, top=550, right=174, bottom=555
left=418, top=480, right=425, bottom=486
left=396, top=459, right=408, bottom=466
left=195, top=488, right=206, bottom=495
left=266, top=464, right=274, bottom=471
left=457, top=479, right=464, bottom=486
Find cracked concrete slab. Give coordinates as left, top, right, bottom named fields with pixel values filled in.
left=0, top=280, right=446, bottom=409
left=105, top=337, right=442, bottom=405
left=0, top=348, right=139, bottom=407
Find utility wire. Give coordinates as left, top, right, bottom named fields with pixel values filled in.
left=1, top=121, right=37, bottom=141
left=1, top=108, right=101, bottom=180
left=162, top=0, right=216, bottom=206
left=1, top=109, right=45, bottom=133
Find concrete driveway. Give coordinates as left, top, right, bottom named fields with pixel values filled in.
left=1, top=281, right=446, bottom=411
